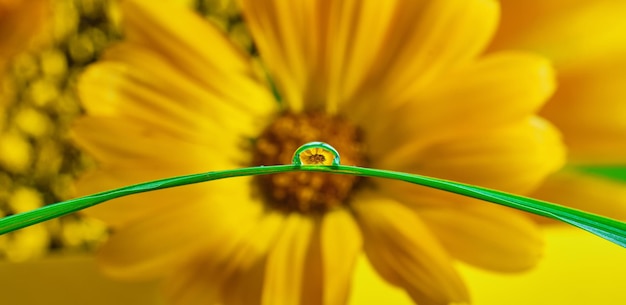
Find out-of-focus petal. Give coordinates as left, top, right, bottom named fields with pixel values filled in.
left=420, top=202, right=543, bottom=272
left=460, top=225, right=626, bottom=305
left=297, top=210, right=361, bottom=305
left=77, top=43, right=276, bottom=149
left=377, top=116, right=565, bottom=194
left=539, top=57, right=626, bottom=164
left=72, top=117, right=235, bottom=172
left=74, top=117, right=257, bottom=227
left=120, top=0, right=275, bottom=110
left=162, top=257, right=223, bottom=305
left=299, top=218, right=322, bottom=305
left=95, top=192, right=263, bottom=280
left=491, top=0, right=626, bottom=65
left=366, top=52, right=555, bottom=160
left=352, top=191, right=469, bottom=305
left=0, top=0, right=48, bottom=72
left=164, top=213, right=282, bottom=305
left=531, top=170, right=626, bottom=221
left=239, top=0, right=498, bottom=114
left=261, top=213, right=313, bottom=305
left=320, top=208, right=362, bottom=305
left=221, top=258, right=266, bottom=305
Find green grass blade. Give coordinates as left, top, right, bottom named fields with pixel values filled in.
left=1, top=164, right=625, bottom=248
left=333, top=166, right=626, bottom=247
left=576, top=165, right=626, bottom=183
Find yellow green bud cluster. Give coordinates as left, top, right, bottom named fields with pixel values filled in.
left=0, top=0, right=120, bottom=262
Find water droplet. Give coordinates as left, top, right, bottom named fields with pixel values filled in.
left=292, top=142, right=340, bottom=166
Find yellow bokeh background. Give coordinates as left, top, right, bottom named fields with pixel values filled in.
left=1, top=226, right=624, bottom=304
left=1, top=1, right=625, bottom=304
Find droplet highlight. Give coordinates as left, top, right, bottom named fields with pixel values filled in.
left=292, top=142, right=340, bottom=166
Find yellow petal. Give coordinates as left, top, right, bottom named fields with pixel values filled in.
left=460, top=225, right=626, bottom=305
left=78, top=172, right=262, bottom=235
left=76, top=169, right=199, bottom=227
left=120, top=0, right=276, bottom=112
left=300, top=218, right=323, bottom=305
left=94, top=188, right=263, bottom=279
left=531, top=170, right=626, bottom=221
left=239, top=0, right=498, bottom=114
left=216, top=211, right=286, bottom=273
left=73, top=116, right=257, bottom=227
left=377, top=116, right=565, bottom=194
left=420, top=202, right=543, bottom=272
left=365, top=52, right=555, bottom=160
left=78, top=44, right=276, bottom=146
left=370, top=0, right=500, bottom=107
left=221, top=258, right=266, bottom=305
left=352, top=191, right=469, bottom=305
left=488, top=0, right=626, bottom=165
left=539, top=57, right=626, bottom=164
left=74, top=0, right=279, bottom=180
left=0, top=0, right=48, bottom=72
left=349, top=255, right=415, bottom=305
left=321, top=208, right=363, bottom=305
left=72, top=117, right=235, bottom=172
left=164, top=213, right=283, bottom=305
left=491, top=0, right=626, bottom=65
left=262, top=213, right=313, bottom=305
left=162, top=258, right=222, bottom=305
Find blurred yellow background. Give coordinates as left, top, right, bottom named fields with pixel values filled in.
left=1, top=0, right=625, bottom=304
left=2, top=226, right=624, bottom=304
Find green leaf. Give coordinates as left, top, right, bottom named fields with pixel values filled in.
left=1, top=164, right=625, bottom=248
left=576, top=165, right=626, bottom=183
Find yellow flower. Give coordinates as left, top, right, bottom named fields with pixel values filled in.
left=73, top=0, right=564, bottom=304
left=0, top=0, right=49, bottom=73
left=489, top=0, right=626, bottom=219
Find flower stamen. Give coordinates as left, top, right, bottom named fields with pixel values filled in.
left=253, top=112, right=366, bottom=213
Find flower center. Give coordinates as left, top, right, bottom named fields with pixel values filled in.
left=252, top=112, right=367, bottom=214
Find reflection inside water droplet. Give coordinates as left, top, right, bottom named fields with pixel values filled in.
left=292, top=142, right=341, bottom=166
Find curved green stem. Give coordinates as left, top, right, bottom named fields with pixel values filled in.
left=1, top=164, right=625, bottom=248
